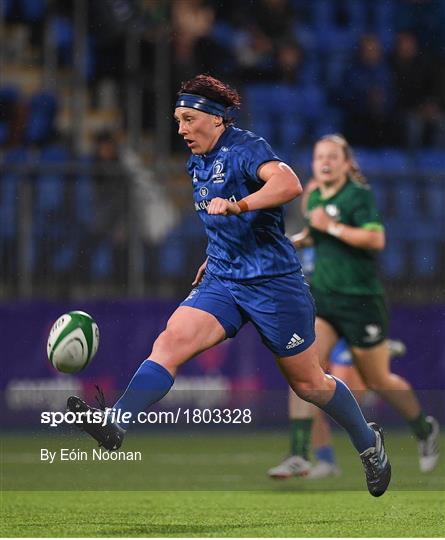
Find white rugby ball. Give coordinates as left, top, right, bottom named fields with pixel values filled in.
left=47, top=311, right=99, bottom=373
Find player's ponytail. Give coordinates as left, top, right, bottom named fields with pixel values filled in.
left=318, top=134, right=369, bottom=187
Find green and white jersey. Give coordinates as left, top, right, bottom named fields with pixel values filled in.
left=307, top=178, right=384, bottom=296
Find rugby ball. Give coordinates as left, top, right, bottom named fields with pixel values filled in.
left=47, top=311, right=99, bottom=373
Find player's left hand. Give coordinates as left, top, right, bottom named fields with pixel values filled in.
left=207, top=197, right=242, bottom=216
left=309, top=206, right=334, bottom=232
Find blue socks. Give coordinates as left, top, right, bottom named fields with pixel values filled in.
left=315, top=445, right=335, bottom=465
left=113, top=359, right=174, bottom=428
left=320, top=376, right=375, bottom=453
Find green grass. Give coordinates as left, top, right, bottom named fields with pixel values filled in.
left=1, top=431, right=444, bottom=537
left=2, top=490, right=444, bottom=537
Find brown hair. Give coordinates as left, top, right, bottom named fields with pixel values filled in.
left=318, top=133, right=368, bottom=186
left=179, top=74, right=241, bottom=124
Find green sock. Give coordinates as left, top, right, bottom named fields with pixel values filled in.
left=408, top=412, right=432, bottom=440
left=290, top=418, right=313, bottom=459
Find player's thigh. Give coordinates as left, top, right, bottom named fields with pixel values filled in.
left=150, top=306, right=226, bottom=369
left=350, top=341, right=391, bottom=390
left=315, top=316, right=338, bottom=370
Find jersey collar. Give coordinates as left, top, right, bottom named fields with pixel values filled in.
left=203, top=126, right=233, bottom=158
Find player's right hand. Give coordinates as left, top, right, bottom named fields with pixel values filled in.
left=192, top=257, right=208, bottom=286
left=207, top=197, right=242, bottom=215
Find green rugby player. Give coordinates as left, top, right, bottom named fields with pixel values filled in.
left=270, top=134, right=439, bottom=478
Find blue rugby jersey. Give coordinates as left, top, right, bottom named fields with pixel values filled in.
left=186, top=126, right=301, bottom=280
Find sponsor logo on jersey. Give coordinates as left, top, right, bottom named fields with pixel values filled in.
left=212, top=160, right=225, bottom=183
left=192, top=170, right=198, bottom=183
left=286, top=332, right=305, bottom=349
left=363, top=324, right=382, bottom=343
left=325, top=204, right=340, bottom=220
left=199, top=186, right=209, bottom=198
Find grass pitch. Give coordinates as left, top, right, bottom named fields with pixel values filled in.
left=1, top=430, right=444, bottom=537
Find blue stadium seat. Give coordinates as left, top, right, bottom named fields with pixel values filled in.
left=159, top=213, right=206, bottom=279
left=2, top=0, right=13, bottom=18
left=273, top=86, right=306, bottom=160
left=212, top=22, right=236, bottom=50
left=412, top=240, right=439, bottom=278
left=311, top=0, right=334, bottom=31
left=24, top=91, right=57, bottom=145
left=415, top=150, right=445, bottom=171
left=75, top=156, right=94, bottom=228
left=159, top=238, right=186, bottom=278
left=317, top=28, right=356, bottom=54
left=378, top=149, right=410, bottom=173
left=91, top=240, right=112, bottom=279
left=300, top=84, right=327, bottom=121
left=51, top=16, right=74, bottom=65
left=0, top=147, right=28, bottom=240
left=300, top=56, right=322, bottom=86
left=35, top=145, right=69, bottom=219
left=33, top=145, right=71, bottom=272
left=293, top=146, right=312, bottom=173
left=292, top=22, right=317, bottom=55
left=392, top=182, right=419, bottom=218
left=374, top=2, right=395, bottom=50
left=370, top=181, right=386, bottom=215
left=324, top=53, right=349, bottom=91
left=385, top=200, right=440, bottom=278
left=353, top=148, right=382, bottom=174
left=0, top=122, right=8, bottom=146
left=343, top=0, right=366, bottom=33
left=380, top=236, right=405, bottom=278
left=0, top=85, right=19, bottom=104
left=313, top=106, right=344, bottom=140
left=245, top=84, right=274, bottom=142
left=424, top=179, right=445, bottom=221
left=20, top=0, right=45, bottom=22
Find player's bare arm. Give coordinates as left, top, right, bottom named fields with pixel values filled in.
left=206, top=161, right=302, bottom=216
left=309, top=206, right=385, bottom=250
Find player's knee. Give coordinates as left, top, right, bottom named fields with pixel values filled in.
left=292, top=381, right=319, bottom=403
left=152, top=326, right=195, bottom=358
left=292, top=373, right=333, bottom=404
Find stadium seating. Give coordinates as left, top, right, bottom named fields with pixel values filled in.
left=51, top=15, right=74, bottom=65
left=415, top=149, right=445, bottom=171
left=159, top=213, right=206, bottom=279
left=378, top=149, right=411, bottom=173
left=19, top=0, right=45, bottom=22
left=32, top=145, right=73, bottom=273
left=0, top=147, right=28, bottom=242
left=24, top=91, right=57, bottom=145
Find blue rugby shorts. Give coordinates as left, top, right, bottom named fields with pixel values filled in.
left=180, top=271, right=316, bottom=357
left=330, top=338, right=353, bottom=366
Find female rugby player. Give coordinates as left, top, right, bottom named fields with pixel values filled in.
left=68, top=78, right=392, bottom=496
left=269, top=135, right=439, bottom=479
